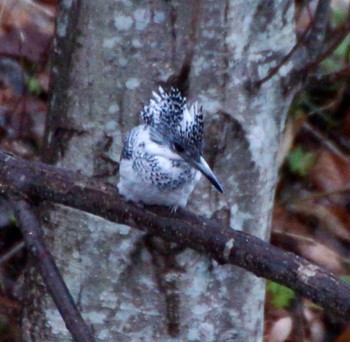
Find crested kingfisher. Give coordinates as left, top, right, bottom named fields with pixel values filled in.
left=117, top=87, right=223, bottom=210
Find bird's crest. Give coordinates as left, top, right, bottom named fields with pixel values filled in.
left=141, top=87, right=204, bottom=150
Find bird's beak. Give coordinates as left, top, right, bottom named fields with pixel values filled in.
left=191, top=156, right=223, bottom=193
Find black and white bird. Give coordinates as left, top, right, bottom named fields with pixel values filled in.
left=117, top=87, right=223, bottom=210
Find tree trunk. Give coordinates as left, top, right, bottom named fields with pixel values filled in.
left=22, top=1, right=296, bottom=341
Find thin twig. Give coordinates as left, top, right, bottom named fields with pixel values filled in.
left=308, top=2, right=350, bottom=69
left=256, top=0, right=342, bottom=87
left=255, top=21, right=312, bottom=86
left=302, top=121, right=350, bottom=163
left=308, top=65, right=350, bottom=83
left=0, top=241, right=25, bottom=265
left=308, top=25, right=350, bottom=70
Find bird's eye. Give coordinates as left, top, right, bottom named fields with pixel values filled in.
left=173, top=142, right=185, bottom=153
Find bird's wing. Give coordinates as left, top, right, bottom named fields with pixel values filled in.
left=120, top=127, right=140, bottom=161
left=132, top=153, right=192, bottom=191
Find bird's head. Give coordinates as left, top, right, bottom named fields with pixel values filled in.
left=141, top=87, right=223, bottom=193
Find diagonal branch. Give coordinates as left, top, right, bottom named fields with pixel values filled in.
left=11, top=198, right=95, bottom=342
left=304, top=0, right=331, bottom=61
left=257, top=0, right=334, bottom=87
left=0, top=151, right=349, bottom=320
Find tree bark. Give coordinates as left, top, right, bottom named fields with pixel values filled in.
left=22, top=1, right=297, bottom=341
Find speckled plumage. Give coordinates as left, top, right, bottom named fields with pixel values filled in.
left=118, top=87, right=222, bottom=209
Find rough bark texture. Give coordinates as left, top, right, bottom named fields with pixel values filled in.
left=23, top=1, right=296, bottom=341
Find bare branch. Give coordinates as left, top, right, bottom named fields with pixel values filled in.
left=308, top=16, right=350, bottom=70
left=0, top=151, right=349, bottom=320
left=11, top=198, right=95, bottom=342
left=255, top=22, right=312, bottom=86
left=304, top=0, right=331, bottom=61
left=256, top=1, right=335, bottom=88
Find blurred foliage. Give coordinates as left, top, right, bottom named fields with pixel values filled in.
left=341, top=275, right=350, bottom=284
left=267, top=281, right=296, bottom=309
left=27, top=76, right=42, bottom=96
left=331, top=7, right=349, bottom=26
left=287, top=146, right=316, bottom=176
